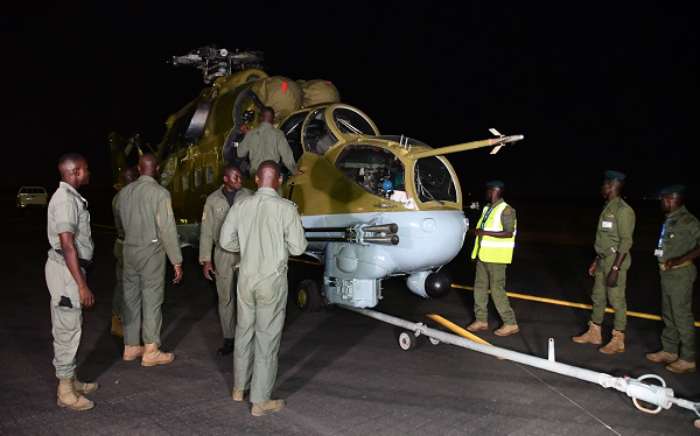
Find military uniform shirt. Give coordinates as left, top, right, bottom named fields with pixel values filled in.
left=219, top=187, right=307, bottom=280
left=47, top=181, right=94, bottom=264
left=199, top=187, right=252, bottom=263
left=117, top=175, right=182, bottom=265
left=594, top=197, right=635, bottom=257
left=237, top=122, right=296, bottom=174
left=659, top=206, right=700, bottom=262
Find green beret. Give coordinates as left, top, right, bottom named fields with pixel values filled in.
left=485, top=180, right=505, bottom=189
left=659, top=184, right=686, bottom=196
left=604, top=170, right=626, bottom=182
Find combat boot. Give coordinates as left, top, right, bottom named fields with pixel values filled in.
left=494, top=324, right=520, bottom=337
left=251, top=399, right=285, bottom=417
left=123, top=345, right=145, bottom=361
left=572, top=321, right=602, bottom=345
left=646, top=351, right=678, bottom=364
left=141, top=343, right=175, bottom=367
left=231, top=388, right=247, bottom=402
left=57, top=378, right=94, bottom=411
left=73, top=379, right=99, bottom=395
left=110, top=314, right=123, bottom=337
left=466, top=320, right=488, bottom=332
left=599, top=330, right=625, bottom=354
left=665, top=359, right=696, bottom=374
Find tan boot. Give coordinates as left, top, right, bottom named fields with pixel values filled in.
left=494, top=324, right=520, bottom=337
left=665, top=359, right=696, bottom=374
left=73, top=379, right=99, bottom=395
left=57, top=378, right=94, bottom=411
left=123, top=345, right=145, bottom=361
left=251, top=399, right=285, bottom=417
left=599, top=330, right=625, bottom=354
left=572, top=321, right=602, bottom=345
left=141, top=343, right=174, bottom=367
left=110, top=314, right=123, bottom=337
left=646, top=351, right=678, bottom=364
left=466, top=320, right=488, bottom=332
left=231, top=388, right=247, bottom=402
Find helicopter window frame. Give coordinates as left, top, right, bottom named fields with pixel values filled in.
left=335, top=144, right=406, bottom=197
left=331, top=107, right=378, bottom=136
left=413, top=156, right=458, bottom=204
left=205, top=166, right=215, bottom=185
left=193, top=168, right=203, bottom=188
left=302, top=108, right=337, bottom=155
left=280, top=110, right=310, bottom=160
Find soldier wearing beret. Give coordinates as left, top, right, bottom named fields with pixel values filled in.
left=646, top=185, right=699, bottom=374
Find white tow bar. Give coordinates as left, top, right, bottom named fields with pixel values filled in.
left=341, top=306, right=700, bottom=419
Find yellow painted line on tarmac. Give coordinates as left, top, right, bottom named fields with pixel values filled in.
left=426, top=313, right=492, bottom=346
left=452, top=283, right=700, bottom=328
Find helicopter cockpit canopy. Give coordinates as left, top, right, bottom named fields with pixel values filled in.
left=298, top=104, right=379, bottom=155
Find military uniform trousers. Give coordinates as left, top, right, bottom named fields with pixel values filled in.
left=113, top=239, right=124, bottom=318
left=45, top=258, right=83, bottom=379
left=660, top=264, right=697, bottom=361
left=591, top=254, right=630, bottom=331
left=474, top=260, right=517, bottom=325
left=122, top=244, right=167, bottom=346
left=234, top=272, right=288, bottom=404
left=214, top=246, right=238, bottom=339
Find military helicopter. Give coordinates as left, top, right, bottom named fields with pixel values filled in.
left=110, top=46, right=523, bottom=310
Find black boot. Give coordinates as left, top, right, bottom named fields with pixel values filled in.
left=217, top=338, right=234, bottom=356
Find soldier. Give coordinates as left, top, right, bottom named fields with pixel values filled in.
left=646, top=185, right=699, bottom=374
left=466, top=180, right=519, bottom=336
left=573, top=170, right=635, bottom=354
left=117, top=154, right=183, bottom=366
left=111, top=166, right=138, bottom=337
left=199, top=165, right=252, bottom=356
left=219, top=160, right=308, bottom=416
left=236, top=106, right=296, bottom=175
left=45, top=153, right=98, bottom=411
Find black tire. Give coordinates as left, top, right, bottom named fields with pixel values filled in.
left=397, top=330, right=417, bottom=351
left=295, top=279, right=323, bottom=312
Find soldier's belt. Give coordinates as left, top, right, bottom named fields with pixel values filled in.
left=659, top=260, right=693, bottom=272
left=54, top=249, right=93, bottom=269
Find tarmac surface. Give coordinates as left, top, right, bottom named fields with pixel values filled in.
left=1, top=200, right=699, bottom=435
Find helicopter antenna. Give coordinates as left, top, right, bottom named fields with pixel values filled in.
left=171, top=46, right=264, bottom=84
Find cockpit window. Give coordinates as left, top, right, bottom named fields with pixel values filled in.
left=332, top=108, right=377, bottom=135
left=336, top=145, right=405, bottom=198
left=280, top=111, right=309, bottom=160
left=303, top=108, right=337, bottom=155
left=414, top=157, right=457, bottom=203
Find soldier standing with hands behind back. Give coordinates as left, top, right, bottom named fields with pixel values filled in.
left=45, top=153, right=98, bottom=411
left=573, top=170, right=635, bottom=354
left=646, top=185, right=699, bottom=374
left=117, top=154, right=183, bottom=366
left=219, top=161, right=307, bottom=416
left=199, top=165, right=252, bottom=356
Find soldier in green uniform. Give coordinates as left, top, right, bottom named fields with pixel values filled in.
left=466, top=180, right=519, bottom=337
left=116, top=154, right=183, bottom=366
left=45, top=153, right=98, bottom=411
left=199, top=165, right=252, bottom=356
left=111, top=166, right=138, bottom=338
left=219, top=160, right=308, bottom=416
left=237, top=106, right=296, bottom=175
left=573, top=170, right=635, bottom=354
left=646, top=185, right=699, bottom=374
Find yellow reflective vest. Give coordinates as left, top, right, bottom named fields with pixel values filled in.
left=471, top=201, right=516, bottom=264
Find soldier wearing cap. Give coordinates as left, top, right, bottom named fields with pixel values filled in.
left=467, top=180, right=519, bottom=336
left=573, top=170, right=636, bottom=354
left=646, top=185, right=699, bottom=374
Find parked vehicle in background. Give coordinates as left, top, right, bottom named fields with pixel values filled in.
left=16, top=186, right=48, bottom=208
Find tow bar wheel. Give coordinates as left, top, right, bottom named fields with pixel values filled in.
left=398, top=330, right=417, bottom=351
left=295, top=279, right=323, bottom=312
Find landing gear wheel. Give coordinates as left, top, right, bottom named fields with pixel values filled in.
left=428, top=337, right=440, bottom=346
left=295, top=279, right=322, bottom=312
left=398, top=330, right=417, bottom=351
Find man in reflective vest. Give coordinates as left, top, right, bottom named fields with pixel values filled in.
left=467, top=180, right=519, bottom=336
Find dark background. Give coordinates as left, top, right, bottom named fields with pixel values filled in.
left=1, top=2, right=697, bottom=200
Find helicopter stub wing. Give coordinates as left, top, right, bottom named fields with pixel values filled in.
left=411, top=132, right=524, bottom=159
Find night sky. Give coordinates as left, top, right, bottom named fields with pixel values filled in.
left=2, top=2, right=697, bottom=199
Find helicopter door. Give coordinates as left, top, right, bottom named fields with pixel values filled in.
left=300, top=107, right=338, bottom=155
